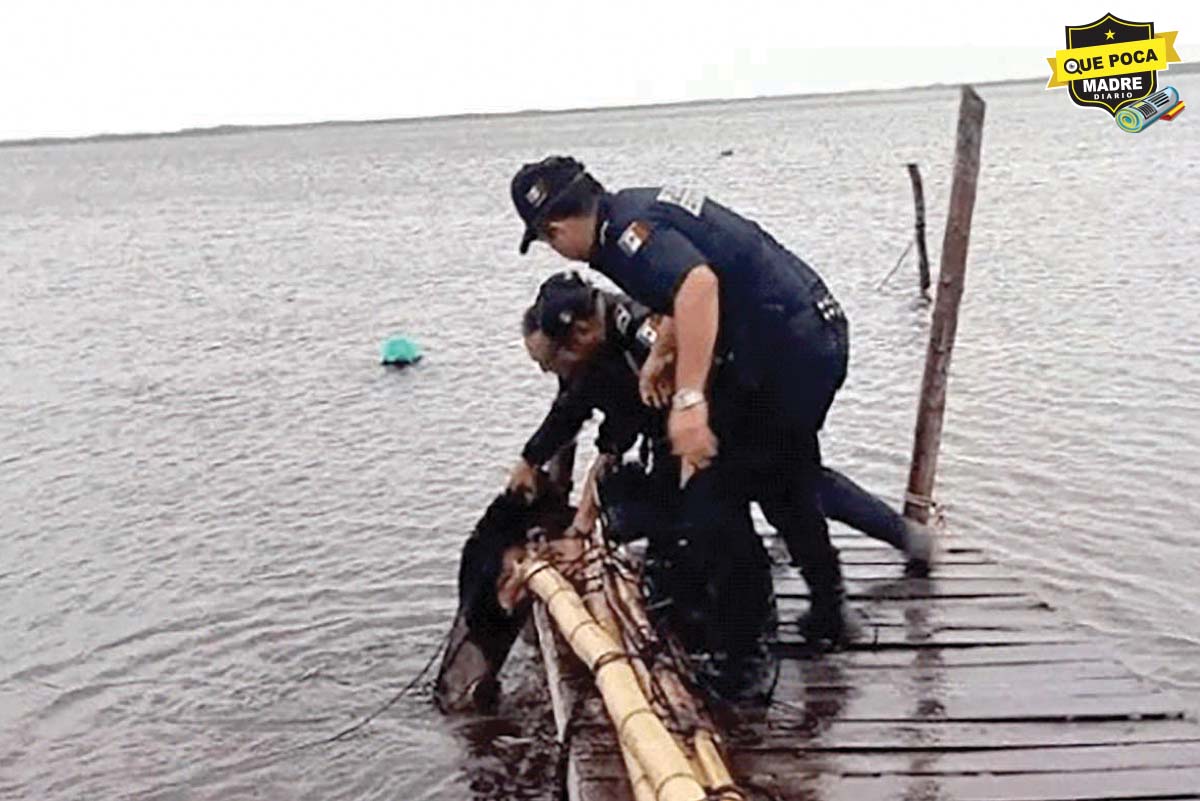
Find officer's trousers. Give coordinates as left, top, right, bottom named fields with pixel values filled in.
left=714, top=310, right=851, bottom=615
left=671, top=464, right=775, bottom=658
left=818, top=468, right=907, bottom=551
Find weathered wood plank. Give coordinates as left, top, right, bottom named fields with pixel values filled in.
left=774, top=561, right=1016, bottom=581
left=774, top=577, right=1030, bottom=601
left=749, top=741, right=1200, bottom=776
left=786, top=642, right=1113, bottom=668
left=802, top=766, right=1200, bottom=801
left=581, top=766, right=1200, bottom=801
left=775, top=627, right=1077, bottom=649
left=573, top=719, right=1200, bottom=752
left=775, top=602, right=1063, bottom=633
left=772, top=658, right=1136, bottom=691
left=762, top=688, right=1188, bottom=724
left=576, top=742, right=1200, bottom=780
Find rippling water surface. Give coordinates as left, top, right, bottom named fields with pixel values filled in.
left=2, top=77, right=1198, bottom=799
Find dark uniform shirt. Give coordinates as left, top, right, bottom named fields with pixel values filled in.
left=521, top=292, right=662, bottom=466
left=587, top=187, right=844, bottom=394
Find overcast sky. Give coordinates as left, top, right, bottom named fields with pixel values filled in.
left=2, top=0, right=1196, bottom=141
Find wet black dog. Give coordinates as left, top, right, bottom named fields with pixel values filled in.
left=434, top=486, right=574, bottom=712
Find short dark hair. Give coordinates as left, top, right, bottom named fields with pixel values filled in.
left=542, top=174, right=605, bottom=223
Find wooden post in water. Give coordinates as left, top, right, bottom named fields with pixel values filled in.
left=903, top=86, right=986, bottom=524
left=906, top=163, right=932, bottom=298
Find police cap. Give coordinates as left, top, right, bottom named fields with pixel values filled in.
left=511, top=156, right=590, bottom=254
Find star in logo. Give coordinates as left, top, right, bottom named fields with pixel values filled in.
left=1104, top=29, right=1115, bottom=40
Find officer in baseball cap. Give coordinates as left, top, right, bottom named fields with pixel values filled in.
left=509, top=155, right=859, bottom=653
left=511, top=157, right=604, bottom=256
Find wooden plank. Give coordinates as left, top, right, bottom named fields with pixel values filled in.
left=833, top=552, right=993, bottom=566
left=775, top=601, right=1064, bottom=633
left=774, top=577, right=1029, bottom=601
left=579, top=770, right=1200, bottom=801
left=533, top=598, right=612, bottom=801
left=736, top=741, right=1200, bottom=776
left=777, top=643, right=1112, bottom=668
left=773, top=658, right=1136, bottom=691
left=797, top=767, right=1200, bottom=801
left=572, top=719, right=1200, bottom=753
left=771, top=674, right=1158, bottom=702
left=741, top=719, right=1200, bottom=752
left=762, top=687, right=1187, bottom=724
left=774, top=561, right=1016, bottom=581
left=765, top=533, right=990, bottom=554
left=776, top=627, right=1077, bottom=648
left=575, top=742, right=1200, bottom=780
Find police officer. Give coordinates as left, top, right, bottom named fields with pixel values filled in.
left=510, top=272, right=777, bottom=695
left=508, top=271, right=666, bottom=539
left=511, top=156, right=857, bottom=645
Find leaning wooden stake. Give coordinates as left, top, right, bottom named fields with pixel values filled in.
left=906, top=162, right=932, bottom=298
left=522, top=559, right=707, bottom=801
left=903, top=85, right=986, bottom=524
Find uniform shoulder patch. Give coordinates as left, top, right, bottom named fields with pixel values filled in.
left=618, top=221, right=651, bottom=257
left=613, top=302, right=632, bottom=336
left=656, top=185, right=706, bottom=217
left=635, top=319, right=658, bottom=349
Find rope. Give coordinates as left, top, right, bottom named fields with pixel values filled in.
left=904, top=490, right=934, bottom=509
left=876, top=238, right=914, bottom=290
left=324, top=628, right=450, bottom=743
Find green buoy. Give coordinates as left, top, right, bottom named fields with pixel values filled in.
left=381, top=335, right=422, bottom=366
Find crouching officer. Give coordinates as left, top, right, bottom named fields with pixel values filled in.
left=509, top=273, right=777, bottom=684
left=508, top=271, right=665, bottom=539
left=510, top=156, right=855, bottom=647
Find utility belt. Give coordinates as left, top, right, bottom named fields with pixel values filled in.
left=713, top=287, right=845, bottom=388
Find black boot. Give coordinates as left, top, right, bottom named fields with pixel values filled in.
left=797, top=558, right=860, bottom=651
left=704, top=537, right=780, bottom=703
left=702, top=641, right=780, bottom=705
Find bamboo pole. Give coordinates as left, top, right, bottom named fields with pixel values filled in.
left=577, top=533, right=660, bottom=801
left=606, top=566, right=707, bottom=731
left=602, top=555, right=746, bottom=799
left=906, top=163, right=932, bottom=298
left=522, top=559, right=707, bottom=801
left=694, top=730, right=744, bottom=801
left=904, top=86, right=986, bottom=524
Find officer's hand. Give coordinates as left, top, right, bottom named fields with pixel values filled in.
left=508, top=458, right=539, bottom=501
left=565, top=511, right=596, bottom=540
left=668, top=404, right=718, bottom=478
left=495, top=546, right=528, bottom=611
left=639, top=351, right=675, bottom=408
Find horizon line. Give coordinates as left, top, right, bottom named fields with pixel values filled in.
left=3, top=64, right=1196, bottom=149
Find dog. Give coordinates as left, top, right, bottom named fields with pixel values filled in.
left=433, top=485, right=575, bottom=713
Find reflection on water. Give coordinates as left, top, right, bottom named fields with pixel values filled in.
left=1, top=74, right=1198, bottom=798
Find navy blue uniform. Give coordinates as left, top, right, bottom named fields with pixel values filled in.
left=588, top=187, right=851, bottom=636
left=521, top=293, right=662, bottom=466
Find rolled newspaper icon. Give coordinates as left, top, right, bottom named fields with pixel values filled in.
left=1116, top=86, right=1181, bottom=133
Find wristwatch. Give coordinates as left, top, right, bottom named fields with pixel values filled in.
left=672, top=388, right=707, bottom=411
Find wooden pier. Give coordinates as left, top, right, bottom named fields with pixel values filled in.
left=533, top=527, right=1200, bottom=801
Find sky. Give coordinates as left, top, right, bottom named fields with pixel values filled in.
left=2, top=0, right=1197, bottom=141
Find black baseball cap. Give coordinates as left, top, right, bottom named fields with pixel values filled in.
left=534, top=271, right=594, bottom=339
left=511, top=156, right=589, bottom=254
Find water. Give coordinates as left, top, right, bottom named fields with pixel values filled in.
left=2, top=77, right=1198, bottom=799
